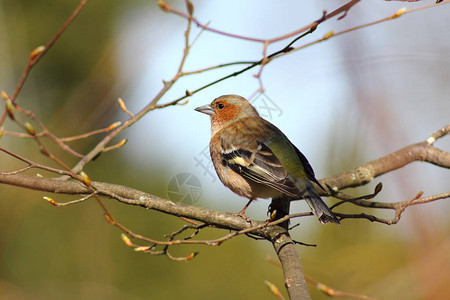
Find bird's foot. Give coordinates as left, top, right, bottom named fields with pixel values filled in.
left=235, top=199, right=254, bottom=223
left=236, top=209, right=252, bottom=223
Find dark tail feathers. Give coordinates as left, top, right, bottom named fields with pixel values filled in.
left=303, top=185, right=340, bottom=225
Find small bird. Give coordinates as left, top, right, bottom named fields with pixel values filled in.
left=195, top=95, right=339, bottom=224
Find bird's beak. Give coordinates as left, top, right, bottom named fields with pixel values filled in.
left=195, top=104, right=215, bottom=115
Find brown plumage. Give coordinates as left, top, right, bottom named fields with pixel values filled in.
left=195, top=95, right=340, bottom=224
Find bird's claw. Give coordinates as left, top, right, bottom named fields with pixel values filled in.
left=236, top=210, right=252, bottom=223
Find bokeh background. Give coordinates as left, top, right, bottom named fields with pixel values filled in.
left=1, top=0, right=449, bottom=299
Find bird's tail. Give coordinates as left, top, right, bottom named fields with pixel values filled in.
left=302, top=184, right=340, bottom=225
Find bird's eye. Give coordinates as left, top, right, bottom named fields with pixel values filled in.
left=217, top=103, right=225, bottom=109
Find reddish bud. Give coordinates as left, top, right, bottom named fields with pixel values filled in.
left=107, top=121, right=121, bottom=131
left=1, top=91, right=10, bottom=101
left=135, top=246, right=151, bottom=252
left=30, top=46, right=45, bottom=60
left=104, top=214, right=115, bottom=224
left=185, top=252, right=198, bottom=260
left=79, top=171, right=91, bottom=186
left=186, top=1, right=194, bottom=15
left=44, top=196, right=57, bottom=206
left=264, top=280, right=282, bottom=297
left=117, top=139, right=127, bottom=147
left=392, top=7, right=406, bottom=18
left=121, top=234, right=133, bottom=246
left=158, top=0, right=170, bottom=12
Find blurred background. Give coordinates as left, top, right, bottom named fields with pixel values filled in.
left=1, top=0, right=449, bottom=299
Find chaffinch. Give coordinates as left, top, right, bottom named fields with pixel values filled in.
left=195, top=95, right=339, bottom=224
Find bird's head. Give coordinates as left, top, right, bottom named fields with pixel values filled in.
left=195, top=95, right=259, bottom=133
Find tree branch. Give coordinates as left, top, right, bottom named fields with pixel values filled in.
left=0, top=124, right=448, bottom=300
left=1, top=125, right=448, bottom=228
left=0, top=0, right=89, bottom=125
left=2, top=0, right=449, bottom=297
left=273, top=231, right=311, bottom=300
left=321, top=129, right=450, bottom=192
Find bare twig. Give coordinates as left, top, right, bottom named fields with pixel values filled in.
left=157, top=1, right=450, bottom=108
left=1, top=131, right=448, bottom=297
left=1, top=124, right=449, bottom=227
left=68, top=0, right=196, bottom=174
left=1, top=1, right=449, bottom=298
left=44, top=193, right=95, bottom=207
left=264, top=280, right=286, bottom=300
left=59, top=121, right=121, bottom=142
left=321, top=124, right=450, bottom=192
left=266, top=256, right=378, bottom=299
left=157, top=0, right=361, bottom=43
left=0, top=0, right=89, bottom=125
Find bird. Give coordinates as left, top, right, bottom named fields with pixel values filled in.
left=195, top=94, right=340, bottom=224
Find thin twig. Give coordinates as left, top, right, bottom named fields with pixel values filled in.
left=0, top=0, right=89, bottom=125
left=265, top=256, right=378, bottom=299
left=157, top=1, right=449, bottom=108
left=60, top=122, right=121, bottom=142
left=158, top=0, right=361, bottom=43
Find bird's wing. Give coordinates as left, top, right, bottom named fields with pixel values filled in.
left=221, top=140, right=299, bottom=197
left=291, top=144, right=325, bottom=191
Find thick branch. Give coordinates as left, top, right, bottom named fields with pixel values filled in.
left=1, top=135, right=448, bottom=224
left=320, top=141, right=450, bottom=192
left=272, top=232, right=310, bottom=300
left=0, top=172, right=312, bottom=297
left=0, top=173, right=271, bottom=233
left=269, top=198, right=310, bottom=299
left=1, top=130, right=448, bottom=300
